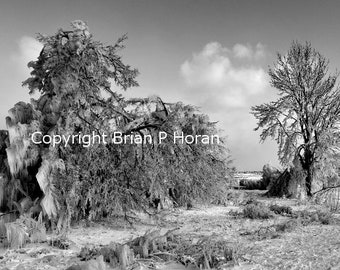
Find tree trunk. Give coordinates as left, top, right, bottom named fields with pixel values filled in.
left=301, top=148, right=314, bottom=197
left=305, top=168, right=313, bottom=197
left=266, top=155, right=308, bottom=199
left=290, top=161, right=307, bottom=201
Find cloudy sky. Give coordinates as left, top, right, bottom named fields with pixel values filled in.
left=1, top=0, right=340, bottom=170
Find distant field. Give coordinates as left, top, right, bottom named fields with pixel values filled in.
left=234, top=171, right=262, bottom=183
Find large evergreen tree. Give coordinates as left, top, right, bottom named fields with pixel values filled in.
left=4, top=21, right=233, bottom=230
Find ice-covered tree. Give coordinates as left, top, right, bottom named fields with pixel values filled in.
left=252, top=41, right=340, bottom=197
left=4, top=21, right=233, bottom=230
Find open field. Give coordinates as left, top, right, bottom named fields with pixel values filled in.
left=0, top=176, right=339, bottom=270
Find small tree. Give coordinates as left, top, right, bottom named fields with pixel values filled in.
left=252, top=41, right=340, bottom=197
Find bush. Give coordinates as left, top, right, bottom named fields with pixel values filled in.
left=293, top=209, right=335, bottom=225
left=243, top=203, right=272, bottom=219
left=269, top=204, right=292, bottom=215
left=316, top=210, right=335, bottom=225
left=239, top=179, right=266, bottom=190
left=243, top=197, right=260, bottom=206
left=274, top=220, right=298, bottom=232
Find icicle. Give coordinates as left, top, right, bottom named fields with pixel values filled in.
left=41, top=189, right=57, bottom=219
left=36, top=159, right=51, bottom=194
left=7, top=102, right=34, bottom=126
left=36, top=158, right=64, bottom=219
left=5, top=124, right=29, bottom=176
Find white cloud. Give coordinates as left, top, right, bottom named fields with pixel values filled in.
left=11, top=36, right=43, bottom=78
left=180, top=41, right=268, bottom=109
left=232, top=43, right=266, bottom=60
left=180, top=42, right=279, bottom=170
left=233, top=44, right=253, bottom=59
left=254, top=43, right=266, bottom=59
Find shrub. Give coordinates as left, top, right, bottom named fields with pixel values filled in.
left=269, top=204, right=292, bottom=215
left=243, top=203, right=272, bottom=219
left=239, top=179, right=266, bottom=190
left=316, top=210, right=335, bottom=225
left=293, top=209, right=335, bottom=225
left=243, top=197, right=260, bottom=206
left=274, top=220, right=298, bottom=233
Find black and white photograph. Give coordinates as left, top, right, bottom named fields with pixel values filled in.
left=0, top=0, right=339, bottom=269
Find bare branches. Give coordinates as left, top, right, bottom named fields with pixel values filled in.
left=312, top=185, right=340, bottom=196
left=252, top=41, right=340, bottom=196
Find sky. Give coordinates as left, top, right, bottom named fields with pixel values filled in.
left=1, top=0, right=340, bottom=171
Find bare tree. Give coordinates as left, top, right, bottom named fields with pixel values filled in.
left=252, top=41, right=340, bottom=197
